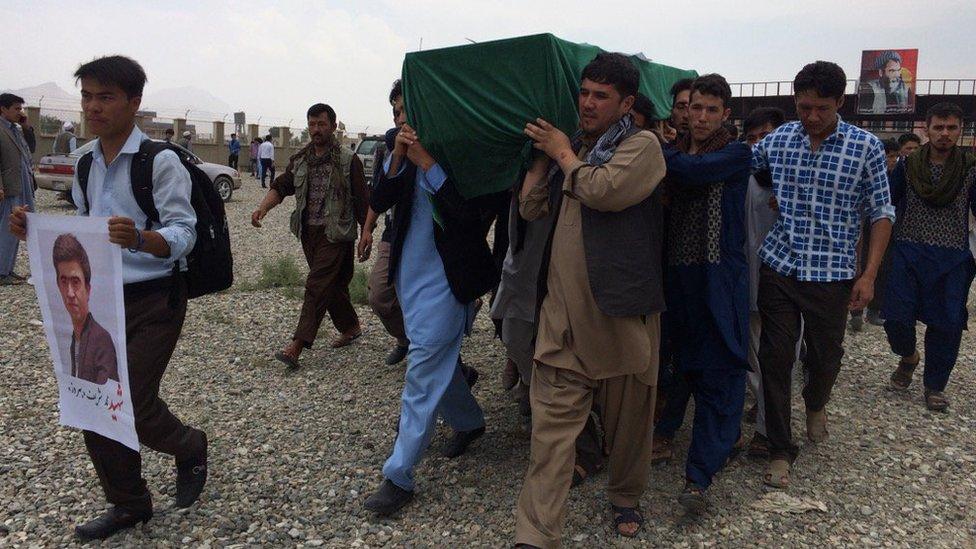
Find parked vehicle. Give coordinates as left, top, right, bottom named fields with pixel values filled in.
left=35, top=140, right=243, bottom=202
left=355, top=136, right=386, bottom=180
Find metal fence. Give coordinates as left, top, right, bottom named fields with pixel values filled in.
left=730, top=79, right=976, bottom=98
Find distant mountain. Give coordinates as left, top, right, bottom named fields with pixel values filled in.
left=143, top=86, right=235, bottom=117
left=1, top=82, right=77, bottom=108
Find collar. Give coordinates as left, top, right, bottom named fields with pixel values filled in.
left=795, top=115, right=846, bottom=147
left=91, top=124, right=145, bottom=164
left=0, top=117, right=15, bottom=131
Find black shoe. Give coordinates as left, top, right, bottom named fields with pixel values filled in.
left=385, top=345, right=408, bottom=366
left=175, top=433, right=208, bottom=508
left=75, top=507, right=152, bottom=541
left=441, top=426, right=485, bottom=458
left=678, top=482, right=707, bottom=514
left=363, top=479, right=414, bottom=515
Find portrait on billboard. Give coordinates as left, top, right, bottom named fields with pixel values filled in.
left=857, top=49, right=918, bottom=115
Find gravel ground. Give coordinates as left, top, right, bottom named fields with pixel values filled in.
left=2, top=177, right=975, bottom=548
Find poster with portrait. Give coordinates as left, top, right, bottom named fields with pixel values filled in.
left=26, top=213, right=137, bottom=451
left=857, top=49, right=918, bottom=115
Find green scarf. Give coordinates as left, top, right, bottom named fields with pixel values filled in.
left=906, top=143, right=976, bottom=207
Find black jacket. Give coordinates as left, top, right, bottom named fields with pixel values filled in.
left=371, top=159, right=501, bottom=304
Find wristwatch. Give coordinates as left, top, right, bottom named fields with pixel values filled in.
left=127, top=230, right=145, bottom=253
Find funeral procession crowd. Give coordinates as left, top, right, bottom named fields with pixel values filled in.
left=3, top=49, right=975, bottom=547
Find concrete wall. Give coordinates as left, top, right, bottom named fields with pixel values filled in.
left=27, top=106, right=306, bottom=170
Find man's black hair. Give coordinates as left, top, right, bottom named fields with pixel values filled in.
left=793, top=61, right=847, bottom=100
left=632, top=93, right=657, bottom=122
left=255, top=136, right=263, bottom=143
left=897, top=132, right=922, bottom=146
left=669, top=78, right=693, bottom=106
left=165, top=128, right=174, bottom=136
left=743, top=107, right=786, bottom=135
left=230, top=132, right=236, bottom=137
left=389, top=79, right=403, bottom=105
left=74, top=55, right=147, bottom=99
left=925, top=102, right=964, bottom=125
left=581, top=52, right=639, bottom=99
left=689, top=73, right=732, bottom=108
left=52, top=233, right=92, bottom=286
left=307, top=103, right=337, bottom=124
left=0, top=93, right=25, bottom=109
left=883, top=138, right=900, bottom=154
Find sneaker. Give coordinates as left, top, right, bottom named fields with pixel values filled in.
left=848, top=314, right=864, bottom=332
left=440, top=426, right=485, bottom=458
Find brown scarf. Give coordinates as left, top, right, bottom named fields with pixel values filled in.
left=675, top=126, right=733, bottom=155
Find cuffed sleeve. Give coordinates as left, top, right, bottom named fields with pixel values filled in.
left=419, top=163, right=448, bottom=194
left=862, top=139, right=896, bottom=224
left=150, top=150, right=196, bottom=260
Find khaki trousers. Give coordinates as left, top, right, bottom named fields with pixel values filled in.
left=515, top=362, right=657, bottom=548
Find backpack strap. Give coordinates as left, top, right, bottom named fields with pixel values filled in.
left=76, top=151, right=94, bottom=214
left=129, top=140, right=166, bottom=230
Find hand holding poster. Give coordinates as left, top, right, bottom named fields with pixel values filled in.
left=857, top=49, right=918, bottom=115
left=26, top=213, right=138, bottom=451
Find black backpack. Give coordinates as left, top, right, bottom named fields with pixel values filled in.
left=77, top=140, right=233, bottom=298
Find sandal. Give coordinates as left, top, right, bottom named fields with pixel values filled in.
left=678, top=482, right=707, bottom=514
left=610, top=503, right=644, bottom=538
left=650, top=436, right=673, bottom=465
left=924, top=389, right=949, bottom=412
left=889, top=352, right=919, bottom=391
left=764, top=458, right=791, bottom=489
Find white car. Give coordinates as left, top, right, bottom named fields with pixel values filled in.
left=36, top=140, right=242, bottom=202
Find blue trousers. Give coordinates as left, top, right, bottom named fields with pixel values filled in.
left=684, top=369, right=746, bottom=489
left=884, top=320, right=963, bottom=392
left=382, top=328, right=484, bottom=491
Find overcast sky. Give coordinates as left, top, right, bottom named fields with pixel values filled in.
left=5, top=0, right=974, bottom=132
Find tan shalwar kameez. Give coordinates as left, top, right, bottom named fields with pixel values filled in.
left=514, top=131, right=667, bottom=549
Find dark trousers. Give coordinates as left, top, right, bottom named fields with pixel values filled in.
left=294, top=225, right=359, bottom=347
left=654, top=369, right=691, bottom=438
left=228, top=153, right=239, bottom=169
left=83, top=279, right=205, bottom=512
left=885, top=320, right=963, bottom=392
left=249, top=158, right=257, bottom=177
left=260, top=158, right=275, bottom=187
left=685, top=369, right=746, bottom=489
left=367, top=240, right=408, bottom=347
left=757, top=265, right=850, bottom=461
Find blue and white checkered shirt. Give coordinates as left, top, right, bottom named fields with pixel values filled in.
left=752, top=116, right=895, bottom=282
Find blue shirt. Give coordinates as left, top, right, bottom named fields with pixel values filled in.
left=229, top=138, right=241, bottom=155
left=71, top=125, right=196, bottom=284
left=752, top=116, right=895, bottom=282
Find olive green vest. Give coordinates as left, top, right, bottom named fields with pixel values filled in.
left=289, top=146, right=356, bottom=242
